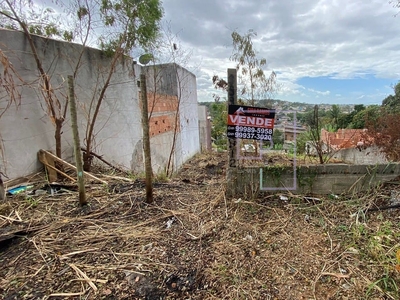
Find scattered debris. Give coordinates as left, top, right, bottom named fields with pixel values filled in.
left=166, top=217, right=175, bottom=229
left=0, top=152, right=399, bottom=299
left=38, top=149, right=107, bottom=184
left=279, top=195, right=289, bottom=201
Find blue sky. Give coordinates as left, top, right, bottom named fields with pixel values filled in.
left=33, top=0, right=400, bottom=105
left=161, top=0, right=400, bottom=105
left=292, top=76, right=395, bottom=105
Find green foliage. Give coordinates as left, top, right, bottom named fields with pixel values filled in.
left=99, top=0, right=163, bottom=52
left=350, top=105, right=380, bottom=129
left=296, top=131, right=311, bottom=155
left=155, top=170, right=169, bottom=183
left=230, top=29, right=277, bottom=105
left=62, top=31, right=73, bottom=42
left=337, top=218, right=400, bottom=299
left=327, top=104, right=341, bottom=130
left=0, top=2, right=67, bottom=39
left=0, top=0, right=163, bottom=53
left=77, top=6, right=89, bottom=19
left=382, top=82, right=400, bottom=112
left=298, top=109, right=327, bottom=127
left=272, top=128, right=283, bottom=146
left=209, top=102, right=228, bottom=149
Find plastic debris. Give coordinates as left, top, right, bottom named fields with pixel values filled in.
left=279, top=195, right=289, bottom=201
left=7, top=185, right=34, bottom=195
left=244, top=234, right=253, bottom=241
left=166, top=217, right=175, bottom=229
left=304, top=214, right=311, bottom=222
left=233, top=198, right=242, bottom=203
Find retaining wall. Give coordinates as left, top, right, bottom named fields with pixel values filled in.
left=230, top=163, right=400, bottom=197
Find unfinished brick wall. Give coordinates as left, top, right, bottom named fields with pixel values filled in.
left=140, top=92, right=180, bottom=137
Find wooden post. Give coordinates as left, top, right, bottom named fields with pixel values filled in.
left=68, top=75, right=87, bottom=206
left=226, top=69, right=238, bottom=197
left=140, top=73, right=153, bottom=204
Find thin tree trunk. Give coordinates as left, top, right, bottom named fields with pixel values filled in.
left=55, top=119, right=63, bottom=159
left=68, top=75, right=87, bottom=206
left=83, top=49, right=122, bottom=171
left=4, top=1, right=64, bottom=159
left=166, top=65, right=181, bottom=176
left=140, top=74, right=153, bottom=204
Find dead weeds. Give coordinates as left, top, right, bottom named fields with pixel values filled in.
left=0, top=152, right=400, bottom=299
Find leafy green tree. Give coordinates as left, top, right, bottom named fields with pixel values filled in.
left=231, top=29, right=277, bottom=105
left=298, top=108, right=327, bottom=128
left=272, top=129, right=284, bottom=147
left=350, top=105, right=380, bottom=129
left=296, top=131, right=311, bottom=155
left=209, top=102, right=228, bottom=149
left=382, top=82, right=400, bottom=112
left=82, top=0, right=163, bottom=171
left=327, top=104, right=341, bottom=130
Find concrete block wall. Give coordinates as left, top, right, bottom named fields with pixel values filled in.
left=0, top=29, right=200, bottom=179
left=232, top=163, right=400, bottom=197
left=332, top=146, right=388, bottom=165
left=143, top=63, right=200, bottom=173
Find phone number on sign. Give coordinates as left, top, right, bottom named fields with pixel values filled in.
left=235, top=126, right=273, bottom=134
left=234, top=132, right=272, bottom=140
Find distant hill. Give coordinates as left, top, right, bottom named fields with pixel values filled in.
left=199, top=99, right=355, bottom=114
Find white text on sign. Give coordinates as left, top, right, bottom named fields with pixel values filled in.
left=228, top=115, right=274, bottom=128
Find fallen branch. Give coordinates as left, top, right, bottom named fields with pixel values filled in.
left=60, top=248, right=99, bottom=260
left=365, top=203, right=400, bottom=213
left=321, top=272, right=351, bottom=279
left=81, top=147, right=128, bottom=174
left=68, top=263, right=98, bottom=292
left=38, top=150, right=107, bottom=185
left=48, top=291, right=87, bottom=297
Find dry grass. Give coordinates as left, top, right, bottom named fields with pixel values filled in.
left=0, top=152, right=399, bottom=299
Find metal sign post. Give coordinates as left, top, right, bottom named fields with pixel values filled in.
left=227, top=69, right=237, bottom=168
left=226, top=69, right=237, bottom=197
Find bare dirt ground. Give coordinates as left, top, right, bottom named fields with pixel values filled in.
left=1, top=152, right=400, bottom=299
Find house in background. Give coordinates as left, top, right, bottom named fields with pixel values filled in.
left=321, top=128, right=367, bottom=150
left=320, top=128, right=387, bottom=164
left=284, top=125, right=307, bottom=141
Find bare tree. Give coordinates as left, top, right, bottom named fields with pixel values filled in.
left=68, top=75, right=87, bottom=205
left=0, top=48, right=23, bottom=198
left=143, top=23, right=195, bottom=177
left=231, top=29, right=278, bottom=105
left=1, top=0, right=163, bottom=173
left=0, top=0, right=89, bottom=159
left=79, top=0, right=163, bottom=171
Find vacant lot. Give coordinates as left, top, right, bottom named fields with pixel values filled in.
left=1, top=152, right=399, bottom=299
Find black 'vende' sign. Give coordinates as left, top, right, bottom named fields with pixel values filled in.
left=227, top=105, right=276, bottom=141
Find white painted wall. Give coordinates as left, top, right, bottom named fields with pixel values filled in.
left=0, top=29, right=200, bottom=179
left=176, top=64, right=200, bottom=167
left=332, top=146, right=389, bottom=164
left=143, top=63, right=200, bottom=173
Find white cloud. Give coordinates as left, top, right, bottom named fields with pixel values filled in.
left=161, top=0, right=400, bottom=103
left=34, top=0, right=400, bottom=104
